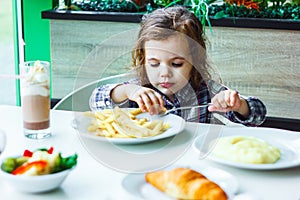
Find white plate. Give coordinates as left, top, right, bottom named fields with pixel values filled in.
left=72, top=111, right=186, bottom=144
left=193, top=126, right=300, bottom=170
left=122, top=165, right=239, bottom=200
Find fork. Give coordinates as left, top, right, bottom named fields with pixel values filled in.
left=159, top=103, right=212, bottom=117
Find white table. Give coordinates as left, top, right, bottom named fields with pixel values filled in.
left=0, top=105, right=300, bottom=200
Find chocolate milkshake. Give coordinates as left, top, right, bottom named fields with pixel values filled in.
left=21, top=61, right=51, bottom=139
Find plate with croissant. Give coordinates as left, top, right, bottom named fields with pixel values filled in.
left=122, top=166, right=239, bottom=200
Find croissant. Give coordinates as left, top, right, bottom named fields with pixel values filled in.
left=145, top=167, right=227, bottom=200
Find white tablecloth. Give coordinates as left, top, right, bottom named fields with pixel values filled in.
left=0, top=105, right=300, bottom=200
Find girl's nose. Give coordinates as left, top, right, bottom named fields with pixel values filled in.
left=160, top=64, right=171, bottom=77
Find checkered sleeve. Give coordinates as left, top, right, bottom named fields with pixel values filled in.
left=208, top=80, right=267, bottom=126
left=89, top=79, right=140, bottom=111
left=227, top=96, right=267, bottom=126
left=89, top=83, right=118, bottom=111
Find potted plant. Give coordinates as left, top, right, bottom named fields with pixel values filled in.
left=46, top=0, right=299, bottom=30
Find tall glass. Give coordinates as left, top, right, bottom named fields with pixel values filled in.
left=0, top=129, right=6, bottom=156
left=21, top=61, right=51, bottom=139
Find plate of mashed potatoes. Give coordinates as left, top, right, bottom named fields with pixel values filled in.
left=193, top=126, right=300, bottom=170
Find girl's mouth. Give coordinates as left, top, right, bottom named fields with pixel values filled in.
left=160, top=82, right=173, bottom=88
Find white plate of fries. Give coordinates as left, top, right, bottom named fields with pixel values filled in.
left=72, top=107, right=186, bottom=144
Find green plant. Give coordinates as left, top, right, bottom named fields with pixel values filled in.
left=54, top=0, right=300, bottom=30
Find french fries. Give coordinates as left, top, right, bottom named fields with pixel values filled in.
left=85, top=107, right=170, bottom=138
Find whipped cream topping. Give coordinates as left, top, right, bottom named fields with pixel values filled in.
left=25, top=61, right=49, bottom=85
left=22, top=61, right=50, bottom=97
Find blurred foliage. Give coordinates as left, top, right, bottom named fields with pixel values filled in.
left=210, top=3, right=300, bottom=19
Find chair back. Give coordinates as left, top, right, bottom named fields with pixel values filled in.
left=52, top=73, right=134, bottom=111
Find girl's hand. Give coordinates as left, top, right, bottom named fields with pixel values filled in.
left=208, top=90, right=250, bottom=118
left=126, top=85, right=165, bottom=115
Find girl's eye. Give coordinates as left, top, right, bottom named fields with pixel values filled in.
left=150, top=63, right=160, bottom=67
left=172, top=62, right=183, bottom=67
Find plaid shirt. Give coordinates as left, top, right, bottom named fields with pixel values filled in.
left=89, top=79, right=266, bottom=126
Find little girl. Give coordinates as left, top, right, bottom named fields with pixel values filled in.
left=89, top=6, right=266, bottom=126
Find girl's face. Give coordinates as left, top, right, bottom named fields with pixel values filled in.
left=144, top=35, right=193, bottom=99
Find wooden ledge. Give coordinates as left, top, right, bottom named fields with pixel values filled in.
left=42, top=10, right=143, bottom=23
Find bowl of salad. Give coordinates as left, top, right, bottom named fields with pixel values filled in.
left=0, top=147, right=77, bottom=193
